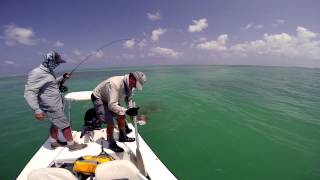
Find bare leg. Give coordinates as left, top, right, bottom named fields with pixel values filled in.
left=62, top=126, right=73, bottom=142
left=50, top=125, right=58, bottom=140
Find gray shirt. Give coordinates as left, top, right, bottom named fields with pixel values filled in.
left=24, top=64, right=64, bottom=114
left=92, top=75, right=132, bottom=115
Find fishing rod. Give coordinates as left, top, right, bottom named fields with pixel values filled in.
left=59, top=38, right=140, bottom=92
left=69, top=38, right=137, bottom=75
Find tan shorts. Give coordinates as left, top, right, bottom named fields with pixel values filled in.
left=46, top=109, right=70, bottom=129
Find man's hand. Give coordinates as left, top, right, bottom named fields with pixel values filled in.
left=35, top=112, right=45, bottom=121
left=59, top=72, right=70, bottom=93
left=63, top=72, right=71, bottom=79
left=126, top=107, right=139, bottom=116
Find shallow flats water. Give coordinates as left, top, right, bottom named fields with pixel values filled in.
left=1, top=65, right=319, bottom=180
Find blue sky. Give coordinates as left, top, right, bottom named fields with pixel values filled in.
left=0, top=0, right=319, bottom=75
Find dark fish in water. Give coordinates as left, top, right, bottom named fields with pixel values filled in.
left=139, top=102, right=162, bottom=115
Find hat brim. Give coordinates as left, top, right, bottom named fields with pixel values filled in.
left=136, top=80, right=143, bottom=91
left=56, top=58, right=66, bottom=63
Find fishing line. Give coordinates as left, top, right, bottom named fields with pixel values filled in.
left=59, top=38, right=142, bottom=92
left=69, top=38, right=141, bottom=75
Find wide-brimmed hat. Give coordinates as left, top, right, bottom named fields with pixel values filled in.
left=131, top=71, right=146, bottom=91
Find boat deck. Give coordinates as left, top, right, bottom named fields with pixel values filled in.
left=17, top=124, right=176, bottom=180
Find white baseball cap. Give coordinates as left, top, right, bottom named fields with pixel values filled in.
left=131, top=71, right=146, bottom=91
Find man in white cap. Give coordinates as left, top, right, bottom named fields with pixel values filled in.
left=24, top=51, right=87, bottom=151
left=91, top=71, right=146, bottom=152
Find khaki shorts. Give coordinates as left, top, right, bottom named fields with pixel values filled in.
left=46, top=109, right=70, bottom=129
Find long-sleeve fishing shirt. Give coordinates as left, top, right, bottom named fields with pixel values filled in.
left=92, top=75, right=132, bottom=116
left=24, top=64, right=64, bottom=114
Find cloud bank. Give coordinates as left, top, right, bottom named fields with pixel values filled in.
left=3, top=24, right=36, bottom=46
left=197, top=34, right=228, bottom=51
left=197, top=26, right=320, bottom=60
left=188, top=18, right=208, bottom=32
left=149, top=47, right=182, bottom=58
left=151, top=28, right=167, bottom=42
left=123, top=39, right=135, bottom=49
left=147, top=12, right=161, bottom=21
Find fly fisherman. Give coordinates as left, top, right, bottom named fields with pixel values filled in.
left=91, top=71, right=146, bottom=152
left=24, top=51, right=87, bottom=151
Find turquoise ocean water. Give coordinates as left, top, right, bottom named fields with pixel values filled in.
left=0, top=65, right=319, bottom=180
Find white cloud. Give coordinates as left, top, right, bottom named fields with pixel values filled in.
left=254, top=24, right=264, bottom=29
left=196, top=26, right=320, bottom=60
left=54, top=41, right=64, bottom=47
left=138, top=39, right=147, bottom=48
left=73, top=50, right=82, bottom=56
left=4, top=60, right=15, bottom=65
left=229, top=26, right=320, bottom=59
left=273, top=19, right=285, bottom=28
left=94, top=50, right=104, bottom=58
left=199, top=37, right=207, bottom=42
left=147, top=12, right=161, bottom=21
left=276, top=19, right=285, bottom=24
left=188, top=18, right=208, bottom=32
left=72, top=49, right=104, bottom=60
left=296, top=26, right=317, bottom=41
left=241, top=23, right=252, bottom=30
left=151, top=28, right=167, bottom=42
left=197, top=34, right=228, bottom=51
left=149, top=47, right=183, bottom=58
left=3, top=24, right=36, bottom=46
left=123, top=39, right=135, bottom=49
left=241, top=23, right=264, bottom=30
left=190, top=37, right=207, bottom=48
left=71, top=50, right=86, bottom=63
left=240, top=23, right=264, bottom=30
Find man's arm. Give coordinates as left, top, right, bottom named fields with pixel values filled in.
left=125, top=96, right=132, bottom=108
left=56, top=73, right=70, bottom=84
left=107, top=83, right=127, bottom=115
left=24, top=71, right=50, bottom=115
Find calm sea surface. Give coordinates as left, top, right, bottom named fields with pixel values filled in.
left=0, top=65, right=319, bottom=180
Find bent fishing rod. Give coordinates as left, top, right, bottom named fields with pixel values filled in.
left=59, top=38, right=140, bottom=92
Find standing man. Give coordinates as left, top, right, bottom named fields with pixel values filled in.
left=91, top=71, right=146, bottom=152
left=24, top=51, right=87, bottom=151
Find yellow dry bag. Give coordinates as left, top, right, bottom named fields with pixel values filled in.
left=73, top=141, right=114, bottom=176
left=73, top=155, right=114, bottom=175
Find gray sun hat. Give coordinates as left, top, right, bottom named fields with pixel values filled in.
left=131, top=71, right=146, bottom=91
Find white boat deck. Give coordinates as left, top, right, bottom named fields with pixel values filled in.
left=17, top=124, right=176, bottom=180
left=17, top=91, right=176, bottom=180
